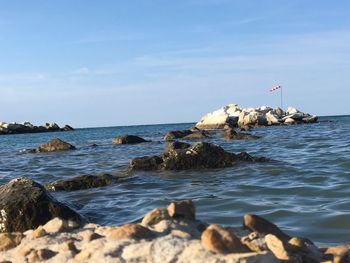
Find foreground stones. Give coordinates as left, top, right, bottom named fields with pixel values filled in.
left=30, top=138, right=76, bottom=153
left=0, top=121, right=74, bottom=135
left=0, top=177, right=82, bottom=233
left=112, top=135, right=148, bottom=144
left=195, top=104, right=318, bottom=129
left=0, top=200, right=346, bottom=263
left=45, top=173, right=119, bottom=191
left=130, top=141, right=268, bottom=171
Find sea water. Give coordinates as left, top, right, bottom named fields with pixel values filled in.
left=0, top=115, right=349, bottom=246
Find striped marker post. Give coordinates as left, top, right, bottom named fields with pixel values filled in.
left=269, top=85, right=283, bottom=109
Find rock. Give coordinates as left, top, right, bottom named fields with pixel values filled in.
left=104, top=224, right=154, bottom=240
left=164, top=141, right=191, bottom=153
left=243, top=214, right=290, bottom=242
left=284, top=117, right=296, bottom=124
left=323, top=246, right=350, bottom=263
left=141, top=208, right=170, bottom=226
left=238, top=111, right=268, bottom=127
left=61, top=124, right=74, bottom=131
left=302, top=115, right=318, bottom=123
left=44, top=122, right=60, bottom=131
left=27, top=248, right=57, bottom=263
left=130, top=142, right=268, bottom=171
left=129, top=155, right=164, bottom=170
left=274, top=107, right=284, bottom=117
left=112, top=135, right=148, bottom=144
left=0, top=177, right=82, bottom=233
left=42, top=217, right=78, bottom=233
left=265, top=234, right=295, bottom=261
left=31, top=138, right=76, bottom=153
left=74, top=250, right=92, bottom=261
left=201, top=224, right=249, bottom=254
left=266, top=111, right=281, bottom=125
left=224, top=128, right=259, bottom=140
left=32, top=225, right=47, bottom=238
left=0, top=233, right=23, bottom=251
left=195, top=104, right=241, bottom=129
left=45, top=173, right=118, bottom=191
left=286, top=107, right=299, bottom=115
left=241, top=232, right=267, bottom=252
left=164, top=129, right=208, bottom=141
left=0, top=122, right=74, bottom=135
left=167, top=200, right=195, bottom=220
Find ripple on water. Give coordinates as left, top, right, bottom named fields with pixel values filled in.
left=0, top=117, right=350, bottom=245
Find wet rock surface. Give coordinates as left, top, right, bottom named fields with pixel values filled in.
left=130, top=141, right=268, bottom=171
left=112, top=135, right=148, bottom=144
left=0, top=177, right=82, bottom=233
left=31, top=138, right=76, bottom=153
left=0, top=200, right=348, bottom=262
left=0, top=122, right=74, bottom=135
left=45, top=173, right=119, bottom=191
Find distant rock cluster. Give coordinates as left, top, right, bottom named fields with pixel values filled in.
left=0, top=122, right=74, bottom=135
left=195, top=104, right=318, bottom=129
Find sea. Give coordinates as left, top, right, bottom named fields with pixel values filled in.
left=0, top=115, right=349, bottom=246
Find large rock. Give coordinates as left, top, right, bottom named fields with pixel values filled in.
left=0, top=177, right=82, bottom=233
left=195, top=104, right=241, bottom=129
left=238, top=110, right=268, bottom=127
left=164, top=129, right=208, bottom=141
left=45, top=173, right=118, bottom=191
left=31, top=138, right=76, bottom=153
left=130, top=142, right=268, bottom=171
left=266, top=111, right=281, bottom=125
left=224, top=128, right=259, bottom=140
left=112, top=135, right=148, bottom=144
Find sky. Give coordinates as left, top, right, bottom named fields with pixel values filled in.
left=0, top=0, right=349, bottom=127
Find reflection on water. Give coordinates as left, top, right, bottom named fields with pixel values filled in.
left=0, top=116, right=350, bottom=246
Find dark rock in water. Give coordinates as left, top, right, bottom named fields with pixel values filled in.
left=0, top=177, right=82, bottom=233
left=130, top=142, right=268, bottom=171
left=243, top=214, right=290, bottom=242
left=164, top=141, right=191, bottom=153
left=129, top=156, right=163, bottom=171
left=164, top=129, right=208, bottom=141
left=0, top=122, right=74, bottom=135
left=61, top=124, right=74, bottom=131
left=31, top=138, right=76, bottom=153
left=167, top=200, right=195, bottom=220
left=45, top=173, right=118, bottom=191
left=112, top=135, right=148, bottom=145
left=224, top=128, right=259, bottom=140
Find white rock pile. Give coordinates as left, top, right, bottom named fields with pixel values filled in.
left=195, top=104, right=318, bottom=129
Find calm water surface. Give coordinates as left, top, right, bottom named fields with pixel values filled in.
left=0, top=116, right=349, bottom=246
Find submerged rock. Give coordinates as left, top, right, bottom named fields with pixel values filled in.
left=224, top=128, right=260, bottom=140
left=45, top=173, right=119, bottom=191
left=0, top=177, right=82, bottom=233
left=31, top=138, right=76, bottom=153
left=112, top=135, right=148, bottom=144
left=130, top=141, right=268, bottom=171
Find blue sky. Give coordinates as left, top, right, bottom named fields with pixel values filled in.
left=0, top=0, right=349, bottom=127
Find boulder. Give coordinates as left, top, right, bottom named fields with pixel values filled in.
left=0, top=177, right=82, bottom=233
left=112, top=135, right=148, bottom=144
left=238, top=111, right=267, bottom=127
left=243, top=214, right=290, bottom=242
left=104, top=224, right=154, bottom=240
left=130, top=142, right=268, bottom=171
left=164, top=141, right=191, bottom=153
left=201, top=224, right=249, bottom=254
left=164, top=129, right=208, bottom=141
left=167, top=200, right=195, bottom=220
left=284, top=117, right=295, bottom=125
left=61, top=124, right=74, bottom=131
left=273, top=107, right=284, bottom=117
left=195, top=104, right=241, bottom=129
left=31, top=138, right=76, bottom=153
left=45, top=173, right=118, bottom=191
left=266, top=111, right=281, bottom=125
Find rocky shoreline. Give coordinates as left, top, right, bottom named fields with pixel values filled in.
left=0, top=196, right=348, bottom=263
left=0, top=122, right=74, bottom=135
